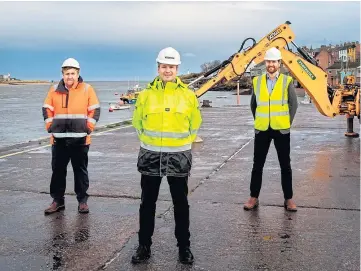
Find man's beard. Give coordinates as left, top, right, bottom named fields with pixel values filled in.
left=267, top=67, right=277, bottom=74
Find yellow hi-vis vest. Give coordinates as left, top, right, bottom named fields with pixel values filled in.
left=132, top=76, right=202, bottom=152
left=253, top=74, right=292, bottom=131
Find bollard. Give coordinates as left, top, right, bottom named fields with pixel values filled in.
left=345, top=115, right=359, bottom=138
left=201, top=100, right=212, bottom=108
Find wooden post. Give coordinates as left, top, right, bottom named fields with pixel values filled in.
left=236, top=80, right=240, bottom=105
left=194, top=135, right=203, bottom=143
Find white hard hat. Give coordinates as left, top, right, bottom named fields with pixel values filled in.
left=264, top=47, right=282, bottom=61
left=62, top=58, right=80, bottom=69
left=156, top=47, right=181, bottom=65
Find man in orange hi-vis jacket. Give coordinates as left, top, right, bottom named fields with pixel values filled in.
left=42, top=58, right=100, bottom=215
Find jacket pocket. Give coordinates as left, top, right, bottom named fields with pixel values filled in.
left=175, top=104, right=190, bottom=121
left=137, top=149, right=161, bottom=174
left=69, top=119, right=87, bottom=133
left=50, top=119, right=67, bottom=133
left=173, top=104, right=191, bottom=133
left=144, top=106, right=163, bottom=118
left=167, top=151, right=192, bottom=175
left=143, top=106, right=163, bottom=130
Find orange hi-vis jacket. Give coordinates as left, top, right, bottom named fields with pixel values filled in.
left=42, top=77, right=101, bottom=145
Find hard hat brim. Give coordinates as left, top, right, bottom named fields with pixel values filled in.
left=62, top=66, right=80, bottom=69
left=156, top=59, right=181, bottom=65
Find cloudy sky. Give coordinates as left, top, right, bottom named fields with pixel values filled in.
left=0, top=1, right=359, bottom=81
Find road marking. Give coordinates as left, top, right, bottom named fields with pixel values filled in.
left=93, top=125, right=132, bottom=135
left=0, top=146, right=52, bottom=159
left=0, top=125, right=133, bottom=159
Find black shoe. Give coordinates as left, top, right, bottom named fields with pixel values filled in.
left=78, top=202, right=89, bottom=214
left=131, top=245, right=151, bottom=264
left=179, top=247, right=194, bottom=264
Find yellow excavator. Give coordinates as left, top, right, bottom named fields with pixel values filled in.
left=189, top=21, right=360, bottom=137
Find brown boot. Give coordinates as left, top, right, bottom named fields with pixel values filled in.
left=78, top=203, right=89, bottom=214
left=243, top=197, right=259, bottom=210
left=284, top=199, right=297, bottom=212
left=44, top=201, right=65, bottom=215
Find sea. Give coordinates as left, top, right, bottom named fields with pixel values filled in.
left=0, top=81, right=252, bottom=148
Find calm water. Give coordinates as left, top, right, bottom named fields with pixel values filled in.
left=0, top=81, right=251, bottom=148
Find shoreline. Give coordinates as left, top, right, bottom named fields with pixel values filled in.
left=0, top=80, right=51, bottom=86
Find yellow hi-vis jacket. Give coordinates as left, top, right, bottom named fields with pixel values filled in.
left=132, top=76, right=202, bottom=152
left=253, top=74, right=292, bottom=131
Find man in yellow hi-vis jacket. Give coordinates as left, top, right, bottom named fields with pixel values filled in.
left=244, top=47, right=298, bottom=212
left=131, top=47, right=202, bottom=265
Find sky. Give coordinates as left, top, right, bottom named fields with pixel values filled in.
left=0, top=1, right=360, bottom=81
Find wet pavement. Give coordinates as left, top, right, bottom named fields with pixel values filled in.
left=0, top=103, right=359, bottom=271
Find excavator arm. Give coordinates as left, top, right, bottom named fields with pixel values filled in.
left=192, top=21, right=296, bottom=97
left=280, top=48, right=359, bottom=118
left=191, top=21, right=360, bottom=120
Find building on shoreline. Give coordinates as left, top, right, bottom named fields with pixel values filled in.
left=249, top=41, right=360, bottom=87
left=0, top=73, right=11, bottom=81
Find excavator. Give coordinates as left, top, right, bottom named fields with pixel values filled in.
left=189, top=21, right=360, bottom=137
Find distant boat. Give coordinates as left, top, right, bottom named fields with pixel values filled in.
left=128, top=83, right=143, bottom=92
left=109, top=103, right=130, bottom=111
left=120, top=83, right=143, bottom=104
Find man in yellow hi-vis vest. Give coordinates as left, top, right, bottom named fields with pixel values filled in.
left=244, top=47, right=298, bottom=212
left=131, top=47, right=202, bottom=265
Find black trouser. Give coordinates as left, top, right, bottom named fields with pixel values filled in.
left=250, top=128, right=293, bottom=200
left=138, top=174, right=190, bottom=248
left=50, top=143, right=90, bottom=204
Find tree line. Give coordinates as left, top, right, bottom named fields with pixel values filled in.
left=200, top=60, right=221, bottom=73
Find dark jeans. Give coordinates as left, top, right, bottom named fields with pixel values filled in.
left=50, top=143, right=90, bottom=204
left=138, top=174, right=190, bottom=248
left=250, top=129, right=293, bottom=200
